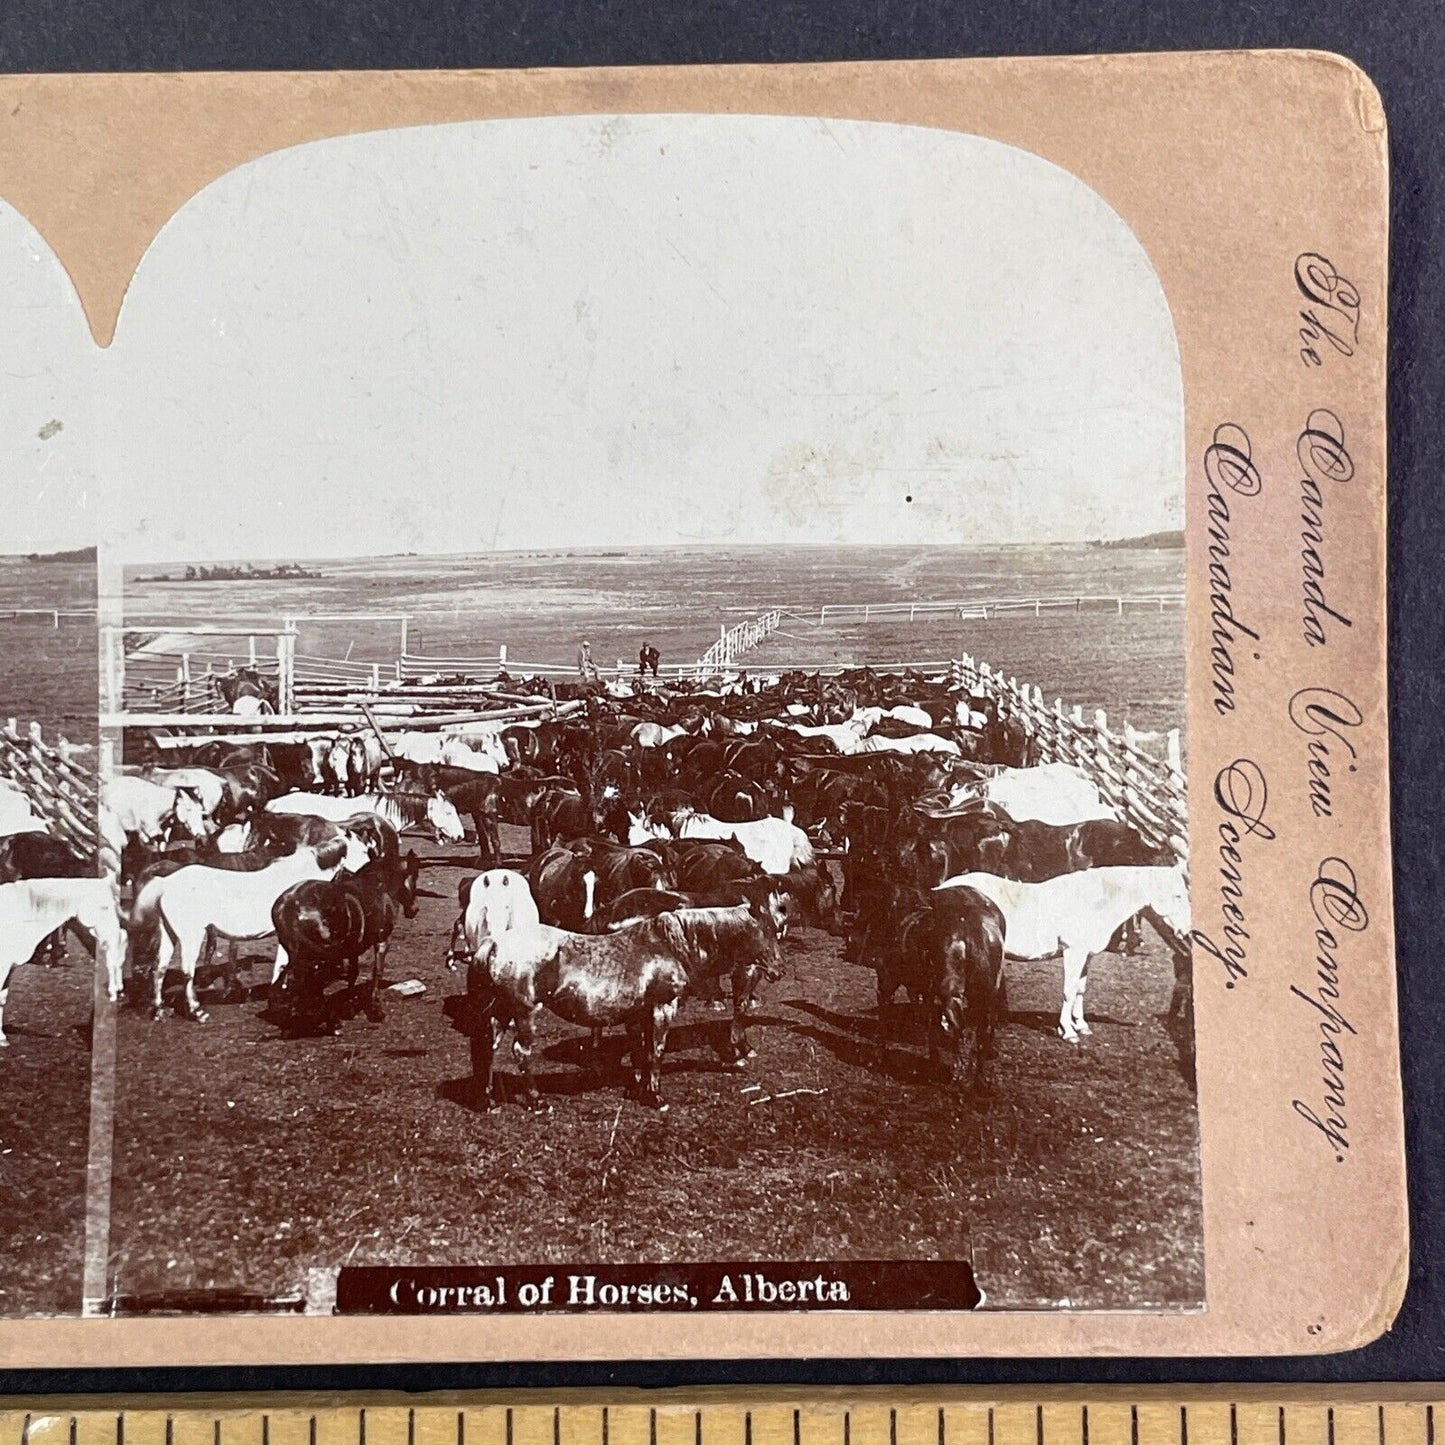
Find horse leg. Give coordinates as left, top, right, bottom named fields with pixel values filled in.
left=624, top=1019, right=646, bottom=1097
left=876, top=967, right=893, bottom=1068
left=640, top=1001, right=676, bottom=1111
left=365, top=942, right=387, bottom=1021
left=1072, top=951, right=1094, bottom=1037
left=0, top=961, right=12, bottom=1045
left=466, top=969, right=500, bottom=1108
left=152, top=925, right=178, bottom=1021
left=1059, top=947, right=1087, bottom=1042
left=514, top=1005, right=546, bottom=1111
left=104, top=930, right=125, bottom=1004
left=181, top=931, right=210, bottom=1023
left=728, top=967, right=760, bottom=1065
left=220, top=938, right=243, bottom=1002
left=270, top=941, right=291, bottom=988
left=445, top=912, right=467, bottom=971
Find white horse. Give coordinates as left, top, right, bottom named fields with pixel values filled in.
left=851, top=704, right=934, bottom=732
left=946, top=762, right=1119, bottom=825
left=389, top=731, right=505, bottom=773
left=266, top=789, right=466, bottom=843
left=148, top=766, right=228, bottom=822
left=769, top=717, right=868, bottom=754
left=447, top=867, right=541, bottom=968
left=0, top=878, right=127, bottom=1041
left=857, top=732, right=962, bottom=757
left=440, top=735, right=505, bottom=774
left=628, top=809, right=813, bottom=877
left=936, top=864, right=1190, bottom=1042
left=632, top=720, right=697, bottom=749
left=130, top=837, right=367, bottom=1021
left=102, top=774, right=213, bottom=846
left=0, top=781, right=48, bottom=839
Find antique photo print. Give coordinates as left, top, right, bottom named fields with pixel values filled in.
left=89, top=113, right=1197, bottom=1316
left=0, top=56, right=1400, bottom=1362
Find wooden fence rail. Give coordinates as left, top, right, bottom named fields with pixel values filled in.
left=696, top=609, right=783, bottom=675
left=0, top=720, right=97, bottom=862
left=950, top=653, right=1188, bottom=862
left=817, top=593, right=1184, bottom=625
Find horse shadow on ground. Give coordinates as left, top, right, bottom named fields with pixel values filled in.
left=253, top=978, right=390, bottom=1038
left=779, top=997, right=943, bottom=1088
left=435, top=997, right=767, bottom=1113
left=422, top=855, right=495, bottom=874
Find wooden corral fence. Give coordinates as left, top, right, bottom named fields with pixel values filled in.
left=0, top=720, right=97, bottom=861
left=0, top=607, right=100, bottom=626
left=950, top=653, right=1188, bottom=862
left=696, top=609, right=783, bottom=675
left=812, top=593, right=1184, bottom=625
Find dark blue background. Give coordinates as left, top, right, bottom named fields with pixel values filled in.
left=1, top=0, right=1440, bottom=1391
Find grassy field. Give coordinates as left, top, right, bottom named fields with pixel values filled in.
left=122, top=543, right=1184, bottom=732
left=0, top=559, right=97, bottom=741
left=107, top=828, right=1202, bottom=1312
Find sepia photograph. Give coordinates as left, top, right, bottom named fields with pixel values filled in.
left=74, top=112, right=1200, bottom=1317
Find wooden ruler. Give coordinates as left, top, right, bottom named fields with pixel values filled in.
left=0, top=1394, right=1439, bottom=1445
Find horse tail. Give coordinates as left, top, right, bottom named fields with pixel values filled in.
left=127, top=874, right=167, bottom=969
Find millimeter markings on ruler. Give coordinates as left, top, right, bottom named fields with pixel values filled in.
left=0, top=1395, right=1441, bottom=1445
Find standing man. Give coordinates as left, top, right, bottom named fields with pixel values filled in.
left=577, top=638, right=598, bottom=681
left=639, top=642, right=660, bottom=678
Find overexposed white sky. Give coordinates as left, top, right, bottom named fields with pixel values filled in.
left=2, top=114, right=1183, bottom=562
left=0, top=206, right=98, bottom=556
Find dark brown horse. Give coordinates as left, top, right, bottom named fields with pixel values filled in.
left=858, top=881, right=1007, bottom=1092
left=597, top=877, right=791, bottom=940
left=525, top=839, right=674, bottom=931
left=271, top=851, right=421, bottom=1034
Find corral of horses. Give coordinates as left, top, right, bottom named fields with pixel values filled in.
left=96, top=651, right=1200, bottom=1310
left=0, top=547, right=1200, bottom=1315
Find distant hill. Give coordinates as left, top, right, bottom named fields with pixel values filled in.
left=1091, top=530, right=1184, bottom=550
left=22, top=546, right=97, bottom=564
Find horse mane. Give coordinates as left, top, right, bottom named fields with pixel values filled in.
left=312, top=837, right=348, bottom=870
left=672, top=905, right=767, bottom=966
left=1, top=876, right=102, bottom=928
left=375, top=791, right=438, bottom=828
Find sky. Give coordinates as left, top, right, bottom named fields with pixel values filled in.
left=0, top=205, right=98, bottom=556
left=1, top=113, right=1184, bottom=562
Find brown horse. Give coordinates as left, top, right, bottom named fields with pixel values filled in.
left=466, top=917, right=690, bottom=1111
left=858, top=882, right=1006, bottom=1092
left=270, top=851, right=421, bottom=1034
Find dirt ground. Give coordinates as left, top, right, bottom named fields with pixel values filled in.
left=0, top=937, right=93, bottom=1317
left=106, top=826, right=1203, bottom=1312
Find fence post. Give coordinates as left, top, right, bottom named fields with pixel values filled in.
left=1166, top=728, right=1183, bottom=776
left=276, top=630, right=297, bottom=715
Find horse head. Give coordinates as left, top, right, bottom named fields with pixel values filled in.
left=170, top=786, right=213, bottom=843
left=427, top=791, right=466, bottom=844
left=1143, top=864, right=1192, bottom=949
left=397, top=850, right=422, bottom=919
left=627, top=810, right=663, bottom=846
